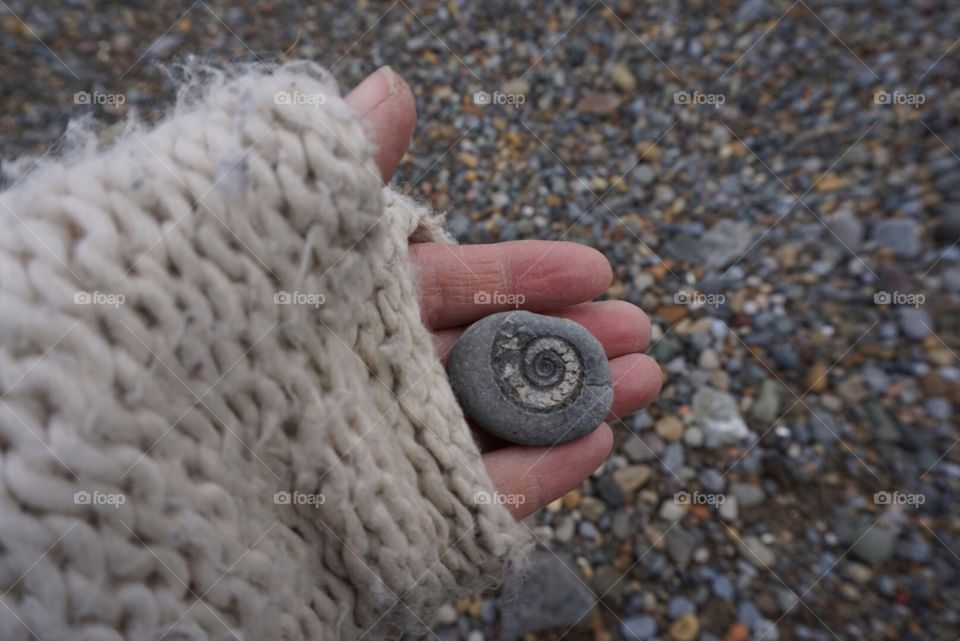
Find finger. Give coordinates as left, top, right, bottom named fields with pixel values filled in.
left=344, top=66, right=416, bottom=183
left=607, top=354, right=663, bottom=419
left=432, top=300, right=651, bottom=362
left=482, top=423, right=613, bottom=519
left=411, top=240, right=613, bottom=330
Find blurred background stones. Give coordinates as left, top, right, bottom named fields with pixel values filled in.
left=1, top=0, right=958, bottom=639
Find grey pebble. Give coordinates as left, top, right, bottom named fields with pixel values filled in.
left=737, top=601, right=762, bottom=628
left=729, top=482, right=766, bottom=508
left=620, top=615, right=657, bottom=641
left=925, top=397, right=952, bottom=421
left=754, top=619, right=780, bottom=641
left=666, top=595, right=695, bottom=619
left=712, top=575, right=735, bottom=600
left=446, top=311, right=612, bottom=446
left=871, top=219, right=922, bottom=257
left=578, top=520, right=599, bottom=540
left=897, top=306, right=934, bottom=340
left=850, top=524, right=898, bottom=564
left=699, top=468, right=726, bottom=493
left=666, top=528, right=695, bottom=566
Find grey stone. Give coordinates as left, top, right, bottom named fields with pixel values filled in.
left=736, top=0, right=768, bottom=22
left=871, top=219, right=922, bottom=257
left=826, top=212, right=864, bottom=251
left=935, top=207, right=960, bottom=245
left=698, top=468, right=726, bottom=493
left=630, top=409, right=653, bottom=431
left=497, top=551, right=596, bottom=639
left=693, top=387, right=749, bottom=447
left=663, top=237, right=705, bottom=264
left=702, top=219, right=755, bottom=269
left=659, top=499, right=687, bottom=522
left=667, top=595, right=696, bottom=619
left=737, top=600, right=762, bottom=628
left=770, top=344, right=800, bottom=370
left=447, top=311, right=612, bottom=446
left=729, top=482, right=766, bottom=508
left=595, top=474, right=626, bottom=507
left=620, top=615, right=657, bottom=641
left=718, top=495, right=739, bottom=521
left=752, top=380, right=782, bottom=425
left=925, top=397, right=952, bottom=420
left=897, top=306, right=933, bottom=340
left=850, top=524, right=898, bottom=564
left=754, top=619, right=780, bottom=641
left=554, top=516, right=575, bottom=543
left=624, top=434, right=656, bottom=462
left=738, top=536, right=775, bottom=567
left=633, top=164, right=656, bottom=185
left=611, top=511, right=632, bottom=540
left=578, top=520, right=599, bottom=540
left=712, top=575, right=735, bottom=600
left=666, top=528, right=695, bottom=566
left=662, top=442, right=685, bottom=475
left=684, top=425, right=704, bottom=448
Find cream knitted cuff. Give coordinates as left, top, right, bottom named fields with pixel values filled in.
left=0, top=62, right=531, bottom=641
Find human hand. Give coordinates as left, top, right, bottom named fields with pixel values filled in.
left=345, top=67, right=662, bottom=519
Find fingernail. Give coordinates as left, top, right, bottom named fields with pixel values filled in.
left=347, top=66, right=399, bottom=116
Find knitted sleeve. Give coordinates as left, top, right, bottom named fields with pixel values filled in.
left=0, top=62, right=531, bottom=641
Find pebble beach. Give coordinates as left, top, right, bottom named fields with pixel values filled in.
left=1, top=1, right=958, bottom=640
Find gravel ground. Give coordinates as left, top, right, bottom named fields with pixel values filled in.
left=2, top=1, right=959, bottom=640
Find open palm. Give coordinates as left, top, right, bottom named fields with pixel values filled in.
left=346, top=67, right=663, bottom=518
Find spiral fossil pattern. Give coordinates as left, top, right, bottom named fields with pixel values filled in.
left=492, top=319, right=583, bottom=411
left=446, top=310, right=613, bottom=446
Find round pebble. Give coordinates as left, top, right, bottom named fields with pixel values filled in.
left=446, top=311, right=612, bottom=446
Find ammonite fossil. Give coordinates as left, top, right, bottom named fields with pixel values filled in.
left=446, top=310, right=613, bottom=446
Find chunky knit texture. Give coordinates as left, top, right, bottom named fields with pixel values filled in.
left=0, top=62, right=531, bottom=641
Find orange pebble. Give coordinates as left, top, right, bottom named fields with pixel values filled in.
left=726, top=622, right=750, bottom=641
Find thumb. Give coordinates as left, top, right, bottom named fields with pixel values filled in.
left=344, top=66, right=417, bottom=183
